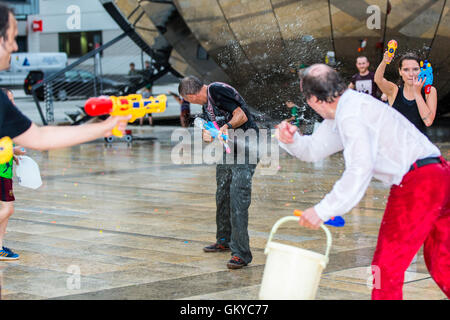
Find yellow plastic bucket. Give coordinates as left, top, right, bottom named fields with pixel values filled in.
left=259, top=216, right=332, bottom=300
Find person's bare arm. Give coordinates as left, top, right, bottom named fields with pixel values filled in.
left=228, top=107, right=248, bottom=128
left=13, top=116, right=130, bottom=151
left=218, top=107, right=248, bottom=138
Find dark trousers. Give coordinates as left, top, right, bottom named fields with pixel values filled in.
left=215, top=163, right=256, bottom=264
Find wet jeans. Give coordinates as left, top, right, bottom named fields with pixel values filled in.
left=215, top=163, right=257, bottom=264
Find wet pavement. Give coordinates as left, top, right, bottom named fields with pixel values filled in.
left=0, top=125, right=449, bottom=300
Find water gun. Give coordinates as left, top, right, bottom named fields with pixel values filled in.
left=194, top=117, right=231, bottom=153
left=386, top=40, right=397, bottom=64
left=294, top=209, right=345, bottom=227
left=84, top=94, right=167, bottom=137
left=0, top=136, right=13, bottom=164
left=419, top=60, right=433, bottom=94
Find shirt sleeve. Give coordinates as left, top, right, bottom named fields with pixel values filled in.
left=210, top=85, right=240, bottom=114
left=0, top=94, right=32, bottom=138
left=278, top=120, right=344, bottom=162
left=314, top=116, right=375, bottom=221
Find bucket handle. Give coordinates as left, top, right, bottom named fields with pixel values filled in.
left=264, top=216, right=332, bottom=264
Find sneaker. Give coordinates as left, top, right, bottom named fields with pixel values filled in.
left=0, top=247, right=19, bottom=261
left=203, top=243, right=230, bottom=253
left=227, top=256, right=248, bottom=269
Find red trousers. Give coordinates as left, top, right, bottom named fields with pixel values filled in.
left=371, top=157, right=450, bottom=300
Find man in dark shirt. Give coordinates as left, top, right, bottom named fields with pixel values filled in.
left=179, top=76, right=259, bottom=269
left=348, top=56, right=382, bottom=100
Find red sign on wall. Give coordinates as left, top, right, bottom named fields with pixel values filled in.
left=32, top=20, right=42, bottom=32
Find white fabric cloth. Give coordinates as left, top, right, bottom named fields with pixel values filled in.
left=279, top=89, right=441, bottom=221
left=15, top=156, right=42, bottom=189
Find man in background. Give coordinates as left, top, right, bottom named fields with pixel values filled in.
left=349, top=56, right=382, bottom=100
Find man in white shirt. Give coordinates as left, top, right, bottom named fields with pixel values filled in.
left=276, top=64, right=450, bottom=300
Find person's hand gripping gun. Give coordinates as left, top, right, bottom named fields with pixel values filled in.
left=194, top=117, right=231, bottom=153
left=294, top=209, right=345, bottom=227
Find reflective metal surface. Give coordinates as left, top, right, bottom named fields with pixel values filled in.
left=104, top=0, right=450, bottom=118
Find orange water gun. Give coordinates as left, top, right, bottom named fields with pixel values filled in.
left=386, top=40, right=397, bottom=64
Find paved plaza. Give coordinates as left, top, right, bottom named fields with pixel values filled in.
left=0, top=122, right=448, bottom=300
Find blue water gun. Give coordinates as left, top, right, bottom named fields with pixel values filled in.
left=294, top=209, right=345, bottom=227
left=194, top=117, right=231, bottom=153
left=419, top=60, right=433, bottom=94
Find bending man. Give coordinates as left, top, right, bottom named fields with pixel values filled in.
left=179, top=76, right=259, bottom=269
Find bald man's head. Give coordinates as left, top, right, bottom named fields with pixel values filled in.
left=299, top=64, right=347, bottom=103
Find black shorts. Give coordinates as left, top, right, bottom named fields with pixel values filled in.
left=0, top=177, right=14, bottom=202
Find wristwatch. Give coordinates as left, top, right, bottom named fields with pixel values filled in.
left=226, top=122, right=232, bottom=129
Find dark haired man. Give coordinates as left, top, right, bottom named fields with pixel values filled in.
left=178, top=76, right=259, bottom=269
left=276, top=64, right=450, bottom=300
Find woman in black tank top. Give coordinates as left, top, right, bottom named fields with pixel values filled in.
left=374, top=51, right=437, bottom=134
left=392, top=86, right=427, bottom=134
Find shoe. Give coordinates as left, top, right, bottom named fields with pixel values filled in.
left=0, top=246, right=19, bottom=261
left=203, top=243, right=230, bottom=253
left=227, top=256, right=248, bottom=269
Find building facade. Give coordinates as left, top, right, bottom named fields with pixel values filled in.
left=23, top=0, right=151, bottom=72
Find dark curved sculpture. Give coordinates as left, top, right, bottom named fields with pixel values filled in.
left=101, top=0, right=450, bottom=119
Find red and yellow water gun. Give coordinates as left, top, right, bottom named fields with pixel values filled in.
left=84, top=94, right=167, bottom=137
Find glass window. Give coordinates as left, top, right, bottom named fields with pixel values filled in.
left=59, top=31, right=102, bottom=58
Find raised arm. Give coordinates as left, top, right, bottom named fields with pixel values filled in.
left=374, top=51, right=398, bottom=102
